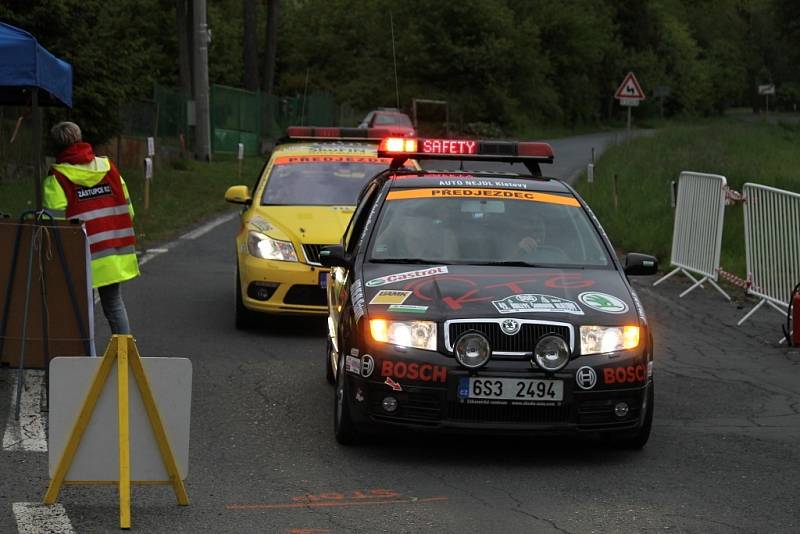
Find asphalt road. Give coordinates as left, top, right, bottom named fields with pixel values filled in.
left=2, top=130, right=799, bottom=533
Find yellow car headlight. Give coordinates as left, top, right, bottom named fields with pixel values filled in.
left=246, top=231, right=298, bottom=261
left=580, top=325, right=639, bottom=355
left=370, top=319, right=437, bottom=351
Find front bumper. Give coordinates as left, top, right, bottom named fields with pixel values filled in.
left=342, top=347, right=651, bottom=435
left=239, top=254, right=329, bottom=315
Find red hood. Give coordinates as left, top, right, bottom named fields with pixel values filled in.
left=57, top=142, right=95, bottom=164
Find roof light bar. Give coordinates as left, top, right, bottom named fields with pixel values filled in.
left=378, top=137, right=555, bottom=175
left=282, top=126, right=411, bottom=143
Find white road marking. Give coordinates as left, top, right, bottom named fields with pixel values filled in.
left=2, top=370, right=47, bottom=452
left=139, top=247, right=171, bottom=266
left=13, top=502, right=75, bottom=534
left=180, top=211, right=237, bottom=240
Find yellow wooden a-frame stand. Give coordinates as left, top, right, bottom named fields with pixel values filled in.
left=43, top=335, right=189, bottom=529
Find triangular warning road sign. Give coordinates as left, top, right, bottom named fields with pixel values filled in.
left=615, top=72, right=645, bottom=100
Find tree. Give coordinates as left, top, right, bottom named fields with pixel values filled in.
left=242, top=0, right=259, bottom=91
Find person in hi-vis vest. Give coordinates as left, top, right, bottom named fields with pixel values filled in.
left=43, top=122, right=140, bottom=334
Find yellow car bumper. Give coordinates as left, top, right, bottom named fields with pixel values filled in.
left=239, top=254, right=330, bottom=316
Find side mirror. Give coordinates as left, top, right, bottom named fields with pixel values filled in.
left=319, top=245, right=351, bottom=269
left=623, top=253, right=658, bottom=276
left=224, top=185, right=251, bottom=204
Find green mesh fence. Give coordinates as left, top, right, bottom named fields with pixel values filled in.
left=152, top=84, right=339, bottom=156
left=261, top=92, right=338, bottom=139
left=211, top=84, right=261, bottom=156
left=153, top=83, right=190, bottom=150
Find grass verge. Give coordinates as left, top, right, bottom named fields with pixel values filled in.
left=0, top=155, right=266, bottom=246
left=575, top=117, right=800, bottom=278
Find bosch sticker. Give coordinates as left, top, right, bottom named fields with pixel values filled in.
left=491, top=294, right=584, bottom=315
left=575, top=366, right=597, bottom=390
left=603, top=365, right=647, bottom=385
left=578, top=292, right=629, bottom=314
left=366, top=266, right=448, bottom=288
left=381, top=360, right=447, bottom=384
left=369, top=290, right=412, bottom=305
left=360, top=354, right=374, bottom=378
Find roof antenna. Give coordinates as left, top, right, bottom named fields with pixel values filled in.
left=390, top=13, right=400, bottom=109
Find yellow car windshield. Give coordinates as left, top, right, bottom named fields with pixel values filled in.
left=261, top=156, right=388, bottom=206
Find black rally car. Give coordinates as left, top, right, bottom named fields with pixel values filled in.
left=319, top=136, right=658, bottom=447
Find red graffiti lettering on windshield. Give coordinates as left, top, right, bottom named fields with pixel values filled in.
left=405, top=273, right=594, bottom=310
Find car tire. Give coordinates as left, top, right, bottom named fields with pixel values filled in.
left=334, top=353, right=359, bottom=445
left=325, top=338, right=336, bottom=385
left=235, top=265, right=257, bottom=330
left=615, top=382, right=654, bottom=449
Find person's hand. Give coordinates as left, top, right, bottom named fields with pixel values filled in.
left=517, top=236, right=538, bottom=254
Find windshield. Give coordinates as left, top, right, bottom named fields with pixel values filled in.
left=261, top=155, right=388, bottom=205
left=374, top=113, right=412, bottom=127
left=369, top=187, right=611, bottom=268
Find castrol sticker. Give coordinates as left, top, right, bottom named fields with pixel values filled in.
left=366, top=266, right=448, bottom=287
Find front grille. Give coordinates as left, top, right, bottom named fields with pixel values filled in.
left=448, top=401, right=570, bottom=424
left=447, top=321, right=570, bottom=355
left=284, top=284, right=327, bottom=306
left=302, top=244, right=333, bottom=265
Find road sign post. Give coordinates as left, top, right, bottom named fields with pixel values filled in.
left=615, top=72, right=646, bottom=140
left=758, top=84, right=775, bottom=115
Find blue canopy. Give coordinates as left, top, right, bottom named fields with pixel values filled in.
left=0, top=22, right=72, bottom=107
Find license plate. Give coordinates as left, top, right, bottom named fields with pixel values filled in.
left=458, top=377, right=563, bottom=402
left=319, top=272, right=328, bottom=289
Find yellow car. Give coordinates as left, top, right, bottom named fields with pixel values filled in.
left=225, top=127, right=413, bottom=328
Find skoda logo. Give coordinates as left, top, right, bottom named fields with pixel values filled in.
left=575, top=366, right=597, bottom=390
left=500, top=319, right=521, bottom=336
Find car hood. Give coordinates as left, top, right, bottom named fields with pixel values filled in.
left=361, top=263, right=638, bottom=324
left=247, top=205, right=355, bottom=244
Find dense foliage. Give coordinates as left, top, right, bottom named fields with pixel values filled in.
left=2, top=0, right=799, bottom=142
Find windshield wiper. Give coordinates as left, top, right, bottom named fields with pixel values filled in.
left=472, top=260, right=586, bottom=269
left=370, top=258, right=451, bottom=265
left=471, top=260, right=545, bottom=268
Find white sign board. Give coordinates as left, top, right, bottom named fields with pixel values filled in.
left=237, top=142, right=245, bottom=160
left=147, top=137, right=155, bottom=157
left=758, top=84, right=775, bottom=96
left=619, top=98, right=640, bottom=107
left=49, top=357, right=192, bottom=481
left=144, top=157, right=153, bottom=179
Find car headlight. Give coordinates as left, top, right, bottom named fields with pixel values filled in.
left=454, top=332, right=491, bottom=369
left=246, top=231, right=298, bottom=261
left=580, top=325, right=639, bottom=355
left=533, top=335, right=570, bottom=371
left=370, top=319, right=437, bottom=351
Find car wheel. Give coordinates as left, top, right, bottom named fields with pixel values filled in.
left=325, top=337, right=336, bottom=385
left=235, top=265, right=257, bottom=330
left=615, top=382, right=654, bottom=449
left=334, top=353, right=359, bottom=445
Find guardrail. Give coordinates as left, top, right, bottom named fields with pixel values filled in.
left=654, top=171, right=731, bottom=301
left=738, top=183, right=800, bottom=325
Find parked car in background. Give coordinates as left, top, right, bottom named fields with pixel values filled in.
left=358, top=108, right=416, bottom=136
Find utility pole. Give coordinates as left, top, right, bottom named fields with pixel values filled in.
left=193, top=0, right=211, bottom=161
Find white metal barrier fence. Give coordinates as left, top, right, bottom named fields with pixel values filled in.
left=654, top=171, right=731, bottom=301
left=738, top=183, right=800, bottom=325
